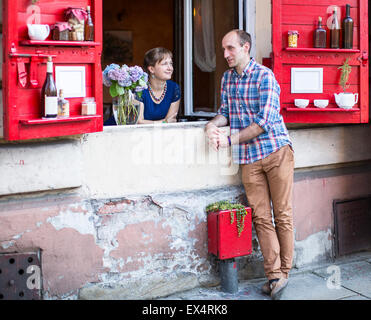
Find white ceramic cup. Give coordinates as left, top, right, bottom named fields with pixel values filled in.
left=314, top=99, right=329, bottom=108
left=294, top=99, right=309, bottom=108
left=27, top=24, right=50, bottom=41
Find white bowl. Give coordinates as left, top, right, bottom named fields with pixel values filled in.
left=314, top=99, right=329, bottom=108
left=294, top=99, right=309, bottom=108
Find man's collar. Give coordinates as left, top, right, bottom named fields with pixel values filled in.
left=233, top=58, right=255, bottom=77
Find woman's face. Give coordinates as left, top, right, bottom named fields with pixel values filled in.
left=150, top=55, right=173, bottom=81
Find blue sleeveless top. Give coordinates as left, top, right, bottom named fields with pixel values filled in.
left=138, top=80, right=181, bottom=120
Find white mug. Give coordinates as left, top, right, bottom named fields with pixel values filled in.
left=27, top=24, right=50, bottom=41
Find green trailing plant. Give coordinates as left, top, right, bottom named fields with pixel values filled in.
left=206, top=200, right=248, bottom=237
left=338, top=58, right=352, bottom=93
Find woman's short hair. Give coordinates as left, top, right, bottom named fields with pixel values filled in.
left=143, top=47, right=173, bottom=74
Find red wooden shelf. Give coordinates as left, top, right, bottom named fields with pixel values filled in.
left=286, top=107, right=359, bottom=112
left=20, top=115, right=100, bottom=125
left=20, top=40, right=100, bottom=47
left=285, top=47, right=361, bottom=53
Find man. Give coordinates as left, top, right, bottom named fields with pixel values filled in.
left=205, top=29, right=294, bottom=300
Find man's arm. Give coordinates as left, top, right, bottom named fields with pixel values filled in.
left=205, top=114, right=228, bottom=130
left=231, top=123, right=264, bottom=145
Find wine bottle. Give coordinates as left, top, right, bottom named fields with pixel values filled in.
left=330, top=7, right=340, bottom=49
left=314, top=16, right=326, bottom=48
left=342, top=4, right=354, bottom=49
left=41, top=57, right=58, bottom=118
left=85, top=6, right=94, bottom=41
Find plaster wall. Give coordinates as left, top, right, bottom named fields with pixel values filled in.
left=2, top=123, right=371, bottom=198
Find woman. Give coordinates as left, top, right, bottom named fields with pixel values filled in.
left=137, top=47, right=181, bottom=124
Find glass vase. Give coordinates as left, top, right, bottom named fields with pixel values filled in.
left=112, top=90, right=140, bottom=125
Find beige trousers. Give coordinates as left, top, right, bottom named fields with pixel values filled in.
left=242, top=145, right=294, bottom=280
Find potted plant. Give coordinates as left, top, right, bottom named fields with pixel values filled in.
left=334, top=58, right=358, bottom=109
left=102, top=64, right=148, bottom=125
left=206, top=200, right=252, bottom=260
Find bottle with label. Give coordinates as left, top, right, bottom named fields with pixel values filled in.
left=314, top=16, right=326, bottom=48
left=41, top=56, right=58, bottom=118
left=58, top=89, right=70, bottom=117
left=342, top=4, right=354, bottom=49
left=330, top=7, right=340, bottom=49
left=85, top=6, right=94, bottom=41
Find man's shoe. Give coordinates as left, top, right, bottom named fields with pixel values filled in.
left=261, top=281, right=271, bottom=295
left=270, top=278, right=288, bottom=300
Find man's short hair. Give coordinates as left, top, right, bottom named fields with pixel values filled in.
left=235, top=30, right=251, bottom=53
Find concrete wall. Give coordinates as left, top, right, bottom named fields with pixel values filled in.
left=1, top=123, right=371, bottom=299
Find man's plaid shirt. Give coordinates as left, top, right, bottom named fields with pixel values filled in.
left=218, top=58, right=292, bottom=164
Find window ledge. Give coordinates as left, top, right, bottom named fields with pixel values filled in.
left=103, top=121, right=209, bottom=131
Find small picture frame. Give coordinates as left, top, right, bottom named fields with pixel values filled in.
left=291, top=67, right=323, bottom=93
left=55, top=66, right=86, bottom=98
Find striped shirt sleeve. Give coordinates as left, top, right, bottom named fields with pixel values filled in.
left=253, top=71, right=281, bottom=133
left=217, top=73, right=230, bottom=121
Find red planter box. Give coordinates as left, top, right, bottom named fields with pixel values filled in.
left=207, top=207, right=252, bottom=260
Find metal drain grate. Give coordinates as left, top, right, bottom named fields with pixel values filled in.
left=334, top=196, right=371, bottom=257
left=0, top=252, right=42, bottom=300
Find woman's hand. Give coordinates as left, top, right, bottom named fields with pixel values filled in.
left=165, top=112, right=178, bottom=123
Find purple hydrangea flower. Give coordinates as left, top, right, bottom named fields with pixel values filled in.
left=103, top=63, right=148, bottom=94
left=102, top=63, right=120, bottom=87
left=129, top=66, right=144, bottom=83
left=118, top=70, right=132, bottom=87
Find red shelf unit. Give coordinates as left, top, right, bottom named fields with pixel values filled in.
left=272, top=0, right=369, bottom=124
left=2, top=0, right=103, bottom=141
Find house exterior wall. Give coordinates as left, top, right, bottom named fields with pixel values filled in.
left=1, top=124, right=371, bottom=299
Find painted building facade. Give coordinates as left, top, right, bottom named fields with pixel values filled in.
left=0, top=0, right=370, bottom=299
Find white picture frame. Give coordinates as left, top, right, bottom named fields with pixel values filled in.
left=291, top=68, right=323, bottom=93
left=55, top=66, right=86, bottom=98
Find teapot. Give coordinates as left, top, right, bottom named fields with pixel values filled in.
left=334, top=92, right=359, bottom=109
left=27, top=24, right=50, bottom=41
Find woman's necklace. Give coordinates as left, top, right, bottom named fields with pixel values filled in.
left=149, top=82, right=167, bottom=104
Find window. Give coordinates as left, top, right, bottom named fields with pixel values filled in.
left=183, top=0, right=256, bottom=117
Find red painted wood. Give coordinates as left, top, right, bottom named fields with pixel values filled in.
left=2, top=0, right=103, bottom=141
left=21, top=40, right=101, bottom=47
left=285, top=107, right=359, bottom=112
left=272, top=0, right=369, bottom=124
left=20, top=115, right=100, bottom=125
left=207, top=208, right=252, bottom=260
left=285, top=47, right=360, bottom=53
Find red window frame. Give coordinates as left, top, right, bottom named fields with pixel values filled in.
left=272, top=0, right=369, bottom=123
left=2, top=0, right=103, bottom=141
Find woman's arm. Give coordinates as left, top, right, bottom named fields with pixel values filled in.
left=164, top=99, right=180, bottom=123
left=136, top=102, right=171, bottom=124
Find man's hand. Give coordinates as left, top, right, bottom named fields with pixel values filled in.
left=205, top=122, right=221, bottom=151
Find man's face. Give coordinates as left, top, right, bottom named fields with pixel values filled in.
left=222, top=32, right=249, bottom=69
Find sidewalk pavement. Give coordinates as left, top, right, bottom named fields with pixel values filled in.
left=159, top=251, right=371, bottom=300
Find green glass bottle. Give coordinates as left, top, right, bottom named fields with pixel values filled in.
left=342, top=4, right=354, bottom=49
